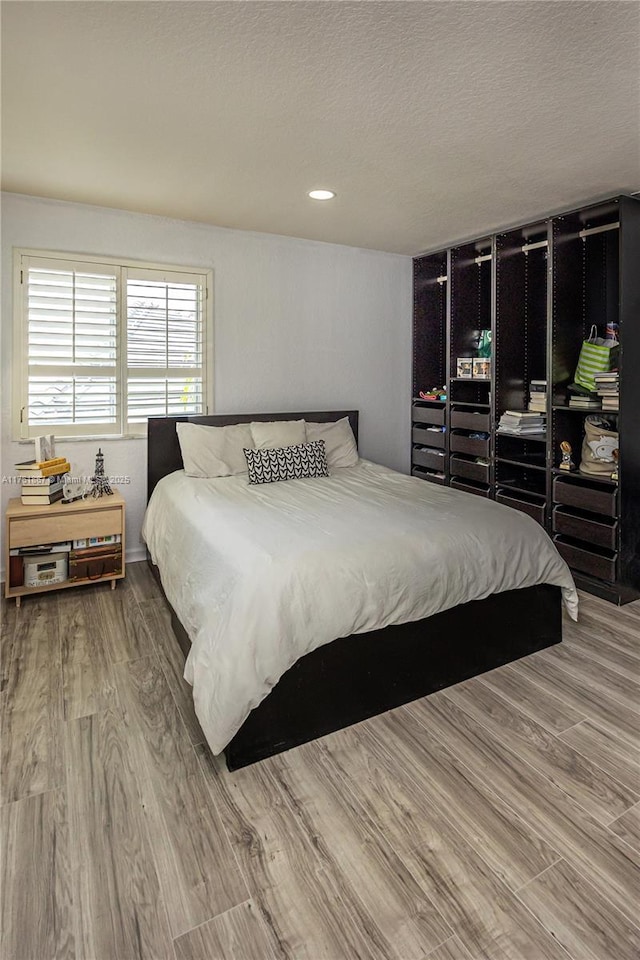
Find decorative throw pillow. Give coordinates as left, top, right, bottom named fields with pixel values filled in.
left=177, top=422, right=254, bottom=477
left=305, top=417, right=358, bottom=469
left=244, top=440, right=329, bottom=485
left=250, top=419, right=306, bottom=450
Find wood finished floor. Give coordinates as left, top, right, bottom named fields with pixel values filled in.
left=1, top=562, right=639, bottom=960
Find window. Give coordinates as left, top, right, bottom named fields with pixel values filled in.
left=14, top=251, right=212, bottom=439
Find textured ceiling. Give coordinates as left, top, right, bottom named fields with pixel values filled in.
left=2, top=1, right=639, bottom=255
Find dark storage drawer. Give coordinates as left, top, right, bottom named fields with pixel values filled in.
left=450, top=432, right=489, bottom=457
left=552, top=506, right=618, bottom=550
left=412, top=446, right=446, bottom=472
left=450, top=479, right=491, bottom=498
left=69, top=546, right=123, bottom=581
left=450, top=409, right=490, bottom=432
left=450, top=455, right=489, bottom=484
left=496, top=491, right=546, bottom=525
left=554, top=536, right=617, bottom=582
left=412, top=426, right=446, bottom=449
left=553, top=477, right=618, bottom=517
left=412, top=404, right=445, bottom=426
left=9, top=555, right=24, bottom=588
left=412, top=467, right=446, bottom=485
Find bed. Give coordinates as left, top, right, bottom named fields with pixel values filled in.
left=144, top=411, right=578, bottom=770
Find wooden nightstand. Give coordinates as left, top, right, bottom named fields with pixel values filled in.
left=5, top=491, right=126, bottom=606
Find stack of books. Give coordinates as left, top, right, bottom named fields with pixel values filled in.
left=568, top=395, right=602, bottom=411
left=594, top=371, right=619, bottom=412
left=16, top=456, right=70, bottom=505
left=528, top=380, right=547, bottom=413
left=497, top=411, right=546, bottom=436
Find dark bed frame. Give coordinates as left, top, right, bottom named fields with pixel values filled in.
left=147, top=411, right=562, bottom=770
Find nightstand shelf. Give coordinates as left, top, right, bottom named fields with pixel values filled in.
left=5, top=491, right=126, bottom=606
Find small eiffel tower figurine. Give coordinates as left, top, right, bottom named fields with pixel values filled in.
left=90, top=448, right=113, bottom=498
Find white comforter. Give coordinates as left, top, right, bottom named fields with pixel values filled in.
left=142, top=460, right=578, bottom=754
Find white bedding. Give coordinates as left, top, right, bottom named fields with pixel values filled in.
left=142, top=459, right=578, bottom=754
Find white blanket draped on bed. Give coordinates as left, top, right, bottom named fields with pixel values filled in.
left=142, top=459, right=578, bottom=754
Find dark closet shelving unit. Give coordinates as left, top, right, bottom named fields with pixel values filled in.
left=411, top=195, right=640, bottom=604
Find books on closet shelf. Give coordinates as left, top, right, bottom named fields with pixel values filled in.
left=497, top=410, right=546, bottom=436
left=528, top=379, right=547, bottom=412
left=503, top=410, right=543, bottom=421
left=529, top=380, right=547, bottom=413
left=568, top=397, right=602, bottom=410
left=594, top=371, right=619, bottom=411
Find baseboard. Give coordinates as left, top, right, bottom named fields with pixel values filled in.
left=125, top=547, right=147, bottom=565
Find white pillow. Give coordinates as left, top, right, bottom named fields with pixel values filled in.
left=177, top=421, right=254, bottom=477
left=250, top=419, right=306, bottom=450
left=305, top=417, right=358, bottom=469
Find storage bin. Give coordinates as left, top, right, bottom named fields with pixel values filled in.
left=553, top=536, right=617, bottom=582
left=496, top=491, right=546, bottom=525
left=69, top=544, right=123, bottom=582
left=412, top=446, right=446, bottom=472
left=411, top=467, right=446, bottom=485
left=9, top=555, right=24, bottom=588
left=552, top=506, right=617, bottom=550
left=450, top=432, right=489, bottom=457
left=412, top=426, right=446, bottom=449
left=450, top=455, right=490, bottom=484
left=450, top=478, right=491, bottom=498
left=450, top=409, right=490, bottom=432
left=412, top=404, right=445, bottom=426
left=553, top=477, right=617, bottom=517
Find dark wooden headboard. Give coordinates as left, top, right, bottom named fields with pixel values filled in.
left=147, top=411, right=359, bottom=500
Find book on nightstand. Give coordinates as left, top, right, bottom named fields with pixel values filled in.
left=21, top=473, right=66, bottom=487
left=15, top=456, right=67, bottom=470
left=16, top=460, right=70, bottom=479
left=20, top=487, right=64, bottom=506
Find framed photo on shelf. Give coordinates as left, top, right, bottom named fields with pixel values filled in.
left=457, top=358, right=473, bottom=379
left=473, top=358, right=491, bottom=379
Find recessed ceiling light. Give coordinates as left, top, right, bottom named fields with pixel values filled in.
left=308, top=189, right=336, bottom=201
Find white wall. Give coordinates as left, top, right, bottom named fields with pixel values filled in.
left=1, top=193, right=412, bottom=567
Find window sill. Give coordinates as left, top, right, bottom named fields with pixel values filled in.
left=16, top=434, right=146, bottom=444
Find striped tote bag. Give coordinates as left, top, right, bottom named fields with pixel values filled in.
left=574, top=325, right=619, bottom=392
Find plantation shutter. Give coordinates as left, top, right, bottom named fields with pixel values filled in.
left=22, top=257, right=119, bottom=436
left=124, top=266, right=206, bottom=428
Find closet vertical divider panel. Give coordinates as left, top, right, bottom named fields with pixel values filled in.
left=448, top=239, right=493, bottom=498
left=550, top=210, right=590, bottom=468
left=411, top=252, right=449, bottom=484
left=494, top=223, right=549, bottom=526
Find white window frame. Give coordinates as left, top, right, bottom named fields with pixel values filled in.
left=13, top=249, right=213, bottom=440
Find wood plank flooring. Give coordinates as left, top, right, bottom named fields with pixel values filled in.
left=1, top=562, right=639, bottom=959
